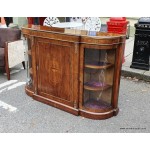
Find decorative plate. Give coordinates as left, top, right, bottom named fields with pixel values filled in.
left=85, top=17, right=101, bottom=31
left=43, top=17, right=60, bottom=27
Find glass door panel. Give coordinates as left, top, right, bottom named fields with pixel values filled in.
left=83, top=48, right=116, bottom=111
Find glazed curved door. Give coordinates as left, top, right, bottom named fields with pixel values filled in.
left=79, top=44, right=117, bottom=113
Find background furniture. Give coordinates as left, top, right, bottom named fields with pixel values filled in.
left=0, top=28, right=25, bottom=80
left=22, top=25, right=125, bottom=120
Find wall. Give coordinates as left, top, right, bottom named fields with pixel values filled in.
left=13, top=17, right=28, bottom=28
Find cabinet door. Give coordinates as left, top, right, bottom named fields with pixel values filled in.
left=79, top=44, right=117, bottom=113
left=36, top=38, right=79, bottom=107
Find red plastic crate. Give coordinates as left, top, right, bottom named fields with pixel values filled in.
left=107, top=21, right=128, bottom=27
left=110, top=17, right=126, bottom=22
left=107, top=27, right=127, bottom=33
left=107, top=17, right=128, bottom=64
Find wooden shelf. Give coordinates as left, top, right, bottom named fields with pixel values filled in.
left=84, top=81, right=111, bottom=91
left=27, top=50, right=31, bottom=55
left=84, top=99, right=111, bottom=110
left=29, top=68, right=33, bottom=75
left=85, top=61, right=113, bottom=69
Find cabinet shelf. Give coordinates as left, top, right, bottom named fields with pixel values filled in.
left=85, top=61, right=113, bottom=69
left=84, top=81, right=111, bottom=91
left=27, top=50, right=31, bottom=55
left=84, top=99, right=112, bottom=110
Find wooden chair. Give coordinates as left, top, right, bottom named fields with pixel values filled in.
left=0, top=28, right=25, bottom=80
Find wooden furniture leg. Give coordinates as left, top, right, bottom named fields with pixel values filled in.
left=5, top=65, right=10, bottom=80
left=4, top=43, right=10, bottom=80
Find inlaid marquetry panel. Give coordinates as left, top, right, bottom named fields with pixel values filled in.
left=36, top=39, right=78, bottom=107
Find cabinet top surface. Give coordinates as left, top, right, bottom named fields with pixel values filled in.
left=22, top=25, right=125, bottom=39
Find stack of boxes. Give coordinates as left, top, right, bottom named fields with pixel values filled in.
left=107, top=17, right=129, bottom=63
left=107, top=17, right=128, bottom=34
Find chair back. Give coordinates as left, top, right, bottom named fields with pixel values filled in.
left=0, top=28, right=21, bottom=48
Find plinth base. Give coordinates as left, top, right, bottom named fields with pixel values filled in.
left=130, top=63, right=149, bottom=71
left=79, top=108, right=119, bottom=120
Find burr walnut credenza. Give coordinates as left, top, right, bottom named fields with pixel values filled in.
left=22, top=25, right=126, bottom=120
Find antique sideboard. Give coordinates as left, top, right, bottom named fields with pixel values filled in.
left=22, top=25, right=126, bottom=119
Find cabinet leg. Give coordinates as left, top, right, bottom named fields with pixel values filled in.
left=113, top=108, right=119, bottom=116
